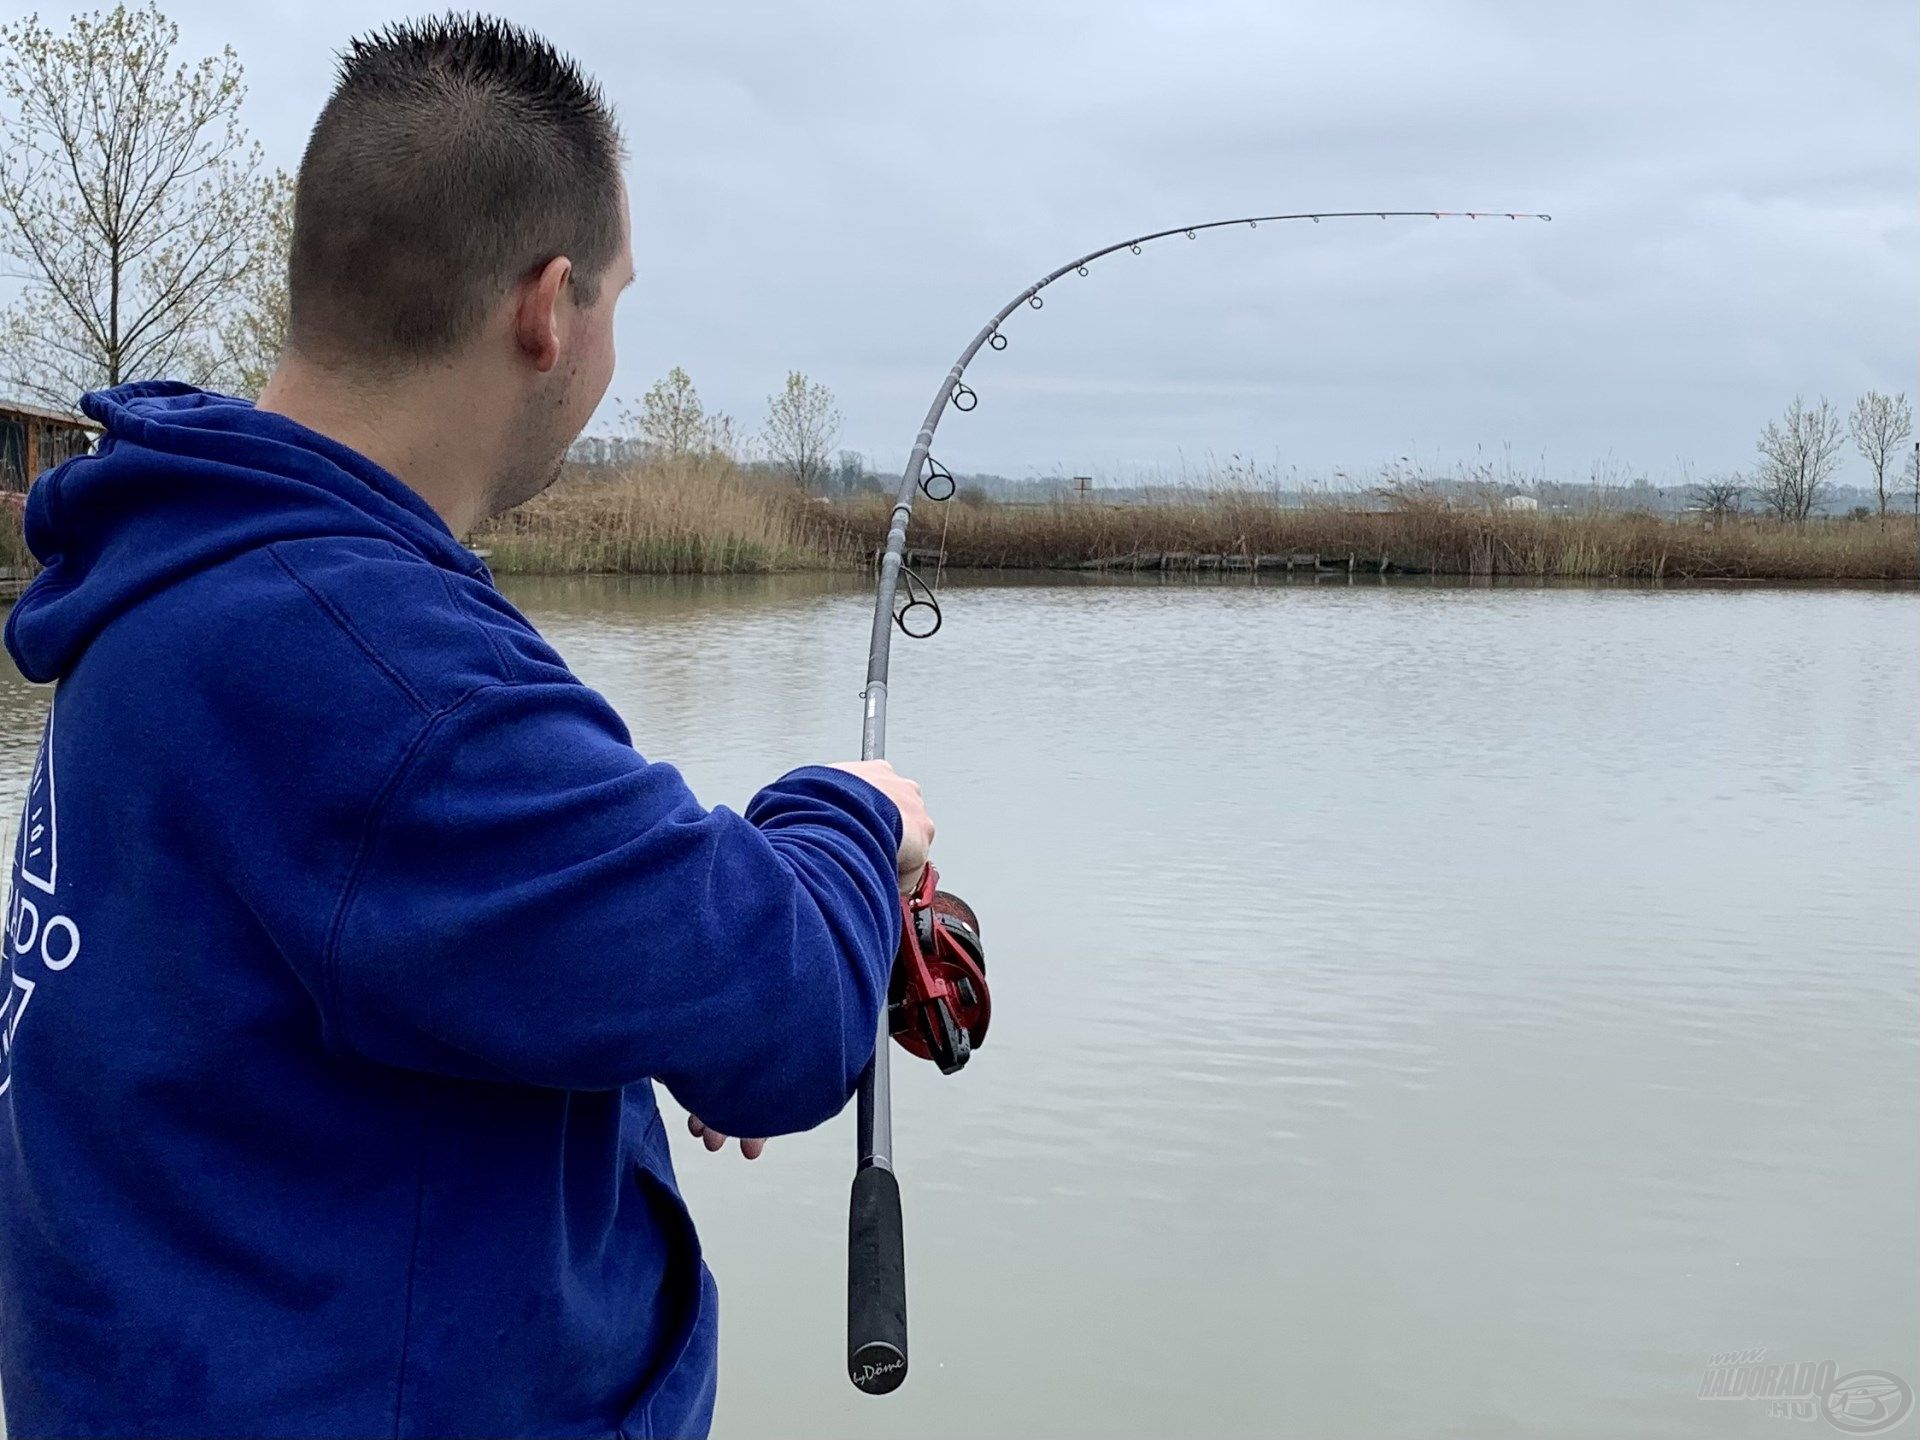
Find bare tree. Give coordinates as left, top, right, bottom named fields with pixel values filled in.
left=1847, top=391, right=1912, bottom=520
left=623, top=366, right=707, bottom=459
left=0, top=3, right=286, bottom=405
left=1753, top=396, right=1843, bottom=523
left=204, top=171, right=292, bottom=398
left=761, top=370, right=840, bottom=492
left=1690, top=475, right=1745, bottom=519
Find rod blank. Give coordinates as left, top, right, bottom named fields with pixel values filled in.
left=844, top=205, right=1548, bottom=1394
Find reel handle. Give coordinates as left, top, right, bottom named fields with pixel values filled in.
left=847, top=1163, right=908, bottom=1394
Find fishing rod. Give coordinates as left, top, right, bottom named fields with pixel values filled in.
left=845, top=207, right=1551, bottom=1396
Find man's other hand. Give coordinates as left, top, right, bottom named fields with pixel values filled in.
left=688, top=1114, right=765, bottom=1160
left=828, top=760, right=934, bottom=894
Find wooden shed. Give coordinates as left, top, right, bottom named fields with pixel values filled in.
left=1, top=398, right=101, bottom=493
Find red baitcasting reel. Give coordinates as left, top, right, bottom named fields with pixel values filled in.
left=888, top=865, right=989, bottom=1075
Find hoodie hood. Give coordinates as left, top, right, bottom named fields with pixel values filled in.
left=4, top=381, right=487, bottom=683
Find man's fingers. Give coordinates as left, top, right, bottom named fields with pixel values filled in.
left=687, top=1114, right=766, bottom=1158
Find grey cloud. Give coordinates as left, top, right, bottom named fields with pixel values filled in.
left=40, top=0, right=1920, bottom=484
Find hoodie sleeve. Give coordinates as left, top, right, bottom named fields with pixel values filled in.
left=325, top=680, right=902, bottom=1138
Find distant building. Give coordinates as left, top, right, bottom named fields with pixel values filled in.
left=1502, top=494, right=1540, bottom=512
left=0, top=398, right=100, bottom=493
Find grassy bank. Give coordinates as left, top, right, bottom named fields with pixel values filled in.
left=477, top=464, right=1920, bottom=583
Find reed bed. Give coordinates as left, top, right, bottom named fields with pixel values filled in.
left=824, top=492, right=1920, bottom=583
left=479, top=468, right=1916, bottom=581
left=5, top=463, right=1912, bottom=583
left=472, top=456, right=858, bottom=575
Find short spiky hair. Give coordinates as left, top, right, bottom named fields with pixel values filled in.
left=287, top=14, right=624, bottom=366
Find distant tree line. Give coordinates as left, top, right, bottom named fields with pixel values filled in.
left=591, top=367, right=1916, bottom=522
left=1718, top=391, right=1914, bottom=523
left=594, top=365, right=860, bottom=494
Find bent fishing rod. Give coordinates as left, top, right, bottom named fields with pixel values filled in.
left=845, top=207, right=1550, bottom=1396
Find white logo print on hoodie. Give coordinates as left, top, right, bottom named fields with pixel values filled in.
left=4, top=704, right=80, bottom=1094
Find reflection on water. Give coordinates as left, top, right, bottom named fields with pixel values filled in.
left=1, top=575, right=1914, bottom=1439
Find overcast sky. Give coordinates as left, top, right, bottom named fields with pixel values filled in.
left=13, top=0, right=1918, bottom=484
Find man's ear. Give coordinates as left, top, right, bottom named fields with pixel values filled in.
left=513, top=256, right=572, bottom=374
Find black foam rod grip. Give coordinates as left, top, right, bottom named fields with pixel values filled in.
left=847, top=1164, right=908, bottom=1394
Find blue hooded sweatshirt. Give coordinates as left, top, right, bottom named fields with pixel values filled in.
left=0, top=382, right=901, bottom=1439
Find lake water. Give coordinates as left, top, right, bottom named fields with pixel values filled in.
left=2, top=574, right=1915, bottom=1439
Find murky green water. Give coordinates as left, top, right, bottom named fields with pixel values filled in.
left=3, top=574, right=1915, bottom=1439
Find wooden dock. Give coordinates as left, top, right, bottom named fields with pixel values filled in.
left=1065, top=552, right=1426, bottom=576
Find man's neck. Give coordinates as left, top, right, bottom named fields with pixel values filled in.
left=256, top=357, right=495, bottom=537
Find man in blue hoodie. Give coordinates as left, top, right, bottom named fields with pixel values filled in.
left=0, top=16, right=931, bottom=1439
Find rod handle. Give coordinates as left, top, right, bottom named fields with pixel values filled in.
left=847, top=1163, right=908, bottom=1394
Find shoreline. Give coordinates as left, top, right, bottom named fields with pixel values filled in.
left=9, top=463, right=1914, bottom=586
